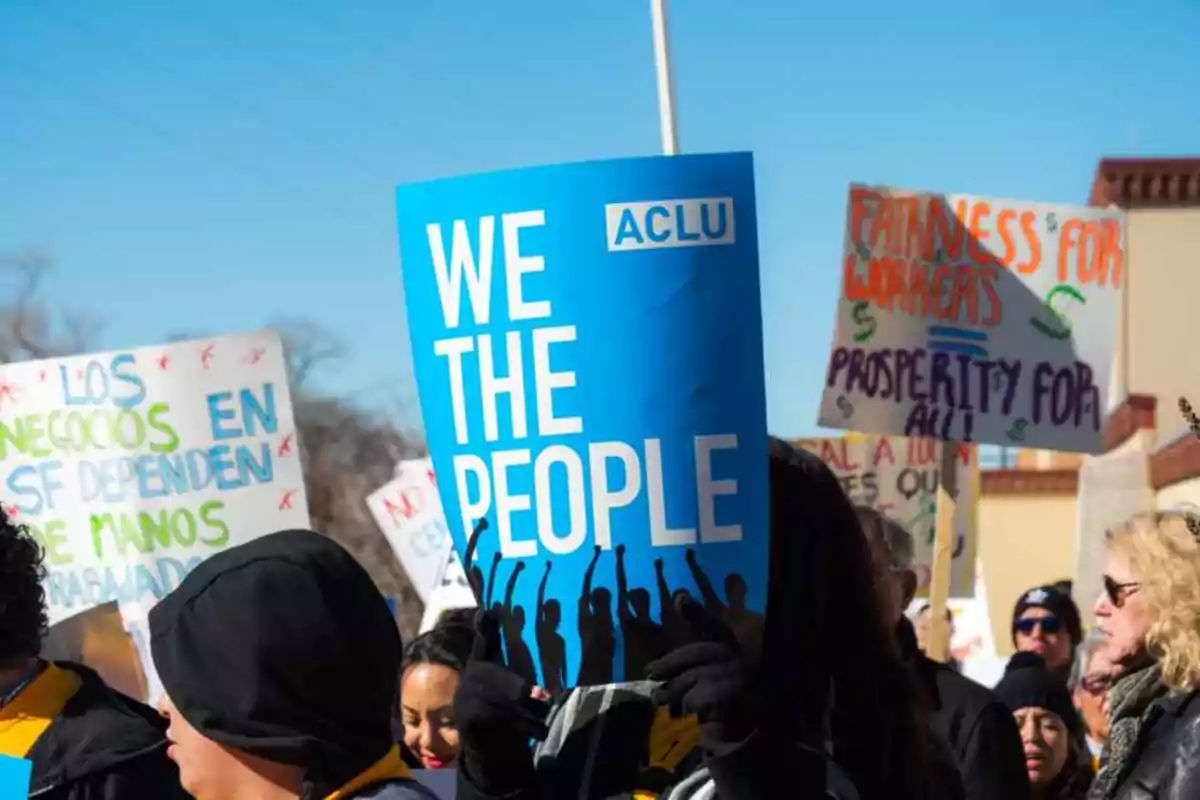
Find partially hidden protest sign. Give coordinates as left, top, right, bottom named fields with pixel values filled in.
left=367, top=457, right=456, bottom=602
left=41, top=601, right=148, bottom=702
left=0, top=331, right=309, bottom=624
left=1074, top=448, right=1151, bottom=627
left=819, top=185, right=1124, bottom=453
left=397, top=153, right=769, bottom=687
left=796, top=435, right=978, bottom=597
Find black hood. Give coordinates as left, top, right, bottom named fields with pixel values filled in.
left=27, top=662, right=180, bottom=795
left=149, top=529, right=401, bottom=791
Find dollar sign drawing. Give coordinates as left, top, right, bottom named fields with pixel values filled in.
left=852, top=301, right=877, bottom=343
left=836, top=395, right=855, bottom=419
left=1030, top=283, right=1086, bottom=341
left=1006, top=418, right=1029, bottom=442
left=1046, top=212, right=1058, bottom=233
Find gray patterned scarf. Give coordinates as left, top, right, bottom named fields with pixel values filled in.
left=1091, top=663, right=1167, bottom=798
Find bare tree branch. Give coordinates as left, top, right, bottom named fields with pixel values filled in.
left=0, top=249, right=97, bottom=363
left=271, top=317, right=346, bottom=390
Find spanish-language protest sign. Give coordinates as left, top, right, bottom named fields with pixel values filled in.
left=397, top=153, right=769, bottom=687
left=367, top=457, right=456, bottom=603
left=796, top=435, right=978, bottom=597
left=819, top=185, right=1124, bottom=453
left=0, top=331, right=309, bottom=625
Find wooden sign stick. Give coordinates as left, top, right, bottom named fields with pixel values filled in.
left=925, top=441, right=960, bottom=663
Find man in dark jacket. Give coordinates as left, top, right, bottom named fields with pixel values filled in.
left=0, top=510, right=187, bottom=799
left=149, top=529, right=438, bottom=800
left=856, top=505, right=1032, bottom=800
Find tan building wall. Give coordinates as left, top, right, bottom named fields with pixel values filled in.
left=978, top=491, right=1078, bottom=657
left=1121, top=208, right=1200, bottom=439
left=1014, top=449, right=1085, bottom=471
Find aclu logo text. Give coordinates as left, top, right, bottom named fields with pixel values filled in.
left=605, top=197, right=735, bottom=252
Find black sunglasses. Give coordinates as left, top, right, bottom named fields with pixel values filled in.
left=1014, top=615, right=1062, bottom=635
left=1104, top=575, right=1142, bottom=608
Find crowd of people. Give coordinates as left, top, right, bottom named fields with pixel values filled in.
left=3, top=437, right=1200, bottom=798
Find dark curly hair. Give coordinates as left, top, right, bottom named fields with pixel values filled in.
left=0, top=509, right=49, bottom=665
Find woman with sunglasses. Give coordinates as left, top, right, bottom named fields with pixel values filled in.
left=1090, top=510, right=1200, bottom=800
left=1011, top=585, right=1083, bottom=680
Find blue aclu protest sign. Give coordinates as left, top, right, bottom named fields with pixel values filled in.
left=0, top=755, right=32, bottom=796
left=396, top=153, right=769, bottom=687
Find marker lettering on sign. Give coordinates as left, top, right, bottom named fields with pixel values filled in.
left=425, top=208, right=744, bottom=558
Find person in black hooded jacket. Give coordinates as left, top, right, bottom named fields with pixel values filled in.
left=0, top=510, right=187, bottom=799
left=856, top=505, right=1032, bottom=800
left=452, top=437, right=954, bottom=800
left=148, top=528, right=438, bottom=800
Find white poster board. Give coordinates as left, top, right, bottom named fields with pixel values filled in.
left=366, top=458, right=456, bottom=603
left=819, top=185, right=1124, bottom=454
left=0, top=331, right=309, bottom=625
left=1074, top=448, right=1152, bottom=625
left=418, top=550, right=477, bottom=633
left=797, top=435, right=979, bottom=597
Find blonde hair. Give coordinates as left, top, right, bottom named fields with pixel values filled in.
left=1107, top=510, right=1200, bottom=692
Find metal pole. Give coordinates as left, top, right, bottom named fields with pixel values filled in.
left=650, top=0, right=679, bottom=155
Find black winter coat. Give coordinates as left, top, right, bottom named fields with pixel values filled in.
left=898, top=621, right=1032, bottom=800
left=26, top=663, right=187, bottom=800
left=1092, top=690, right=1200, bottom=800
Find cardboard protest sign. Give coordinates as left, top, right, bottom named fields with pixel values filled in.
left=367, top=457, right=456, bottom=602
left=797, top=435, right=978, bottom=597
left=0, top=331, right=309, bottom=624
left=397, top=153, right=769, bottom=687
left=41, top=601, right=148, bottom=701
left=819, top=185, right=1124, bottom=453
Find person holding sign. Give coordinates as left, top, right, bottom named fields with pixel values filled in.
left=452, top=440, right=942, bottom=800
left=857, top=506, right=1030, bottom=800
left=0, top=511, right=187, bottom=799
left=396, top=152, right=772, bottom=691
left=149, top=530, right=438, bottom=800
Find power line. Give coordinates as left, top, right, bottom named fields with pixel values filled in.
left=284, top=0, right=403, bottom=65
left=0, top=50, right=371, bottom=231
left=155, top=0, right=418, bottom=140
left=27, top=4, right=395, bottom=184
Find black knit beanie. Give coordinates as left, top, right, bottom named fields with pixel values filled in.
left=149, top=530, right=401, bottom=794
left=995, top=652, right=1081, bottom=734
left=1011, top=584, right=1082, bottom=646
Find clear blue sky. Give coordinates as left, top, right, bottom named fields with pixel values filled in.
left=4, top=1, right=1199, bottom=440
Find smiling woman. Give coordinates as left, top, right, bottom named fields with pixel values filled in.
left=399, top=621, right=476, bottom=770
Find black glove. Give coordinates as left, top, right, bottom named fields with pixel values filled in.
left=454, top=611, right=549, bottom=797
left=645, top=596, right=755, bottom=757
